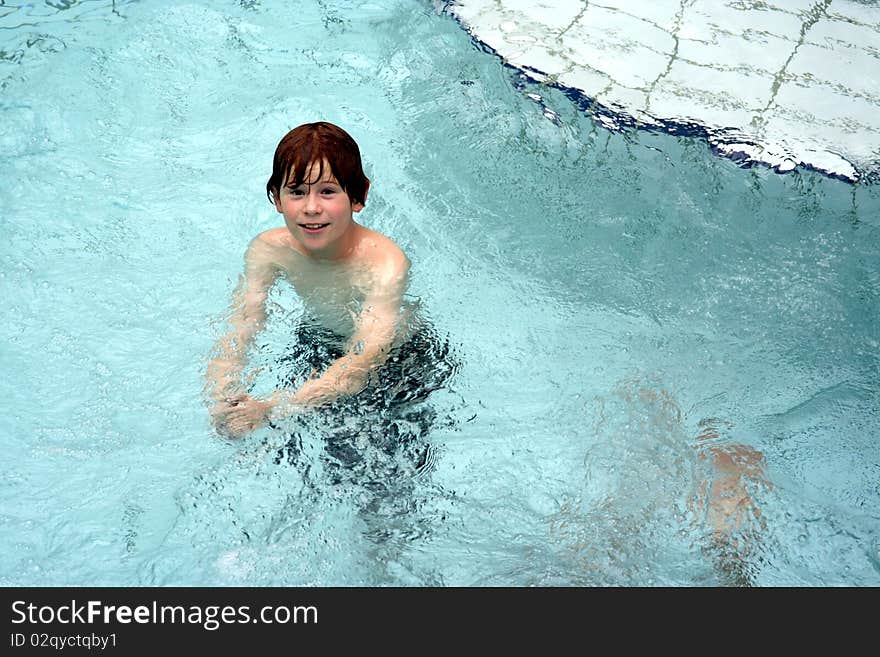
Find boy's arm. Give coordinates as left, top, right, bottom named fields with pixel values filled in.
left=205, top=235, right=278, bottom=403
left=270, top=251, right=410, bottom=414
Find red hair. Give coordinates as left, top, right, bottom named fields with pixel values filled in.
left=266, top=122, right=369, bottom=206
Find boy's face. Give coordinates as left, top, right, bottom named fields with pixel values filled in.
left=273, top=159, right=366, bottom=257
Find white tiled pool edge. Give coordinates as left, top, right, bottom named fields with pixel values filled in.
left=437, top=0, right=880, bottom=183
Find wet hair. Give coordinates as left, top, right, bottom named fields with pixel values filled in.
left=266, top=121, right=369, bottom=206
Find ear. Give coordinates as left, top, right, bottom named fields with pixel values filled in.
left=352, top=179, right=370, bottom=213
left=272, top=189, right=282, bottom=213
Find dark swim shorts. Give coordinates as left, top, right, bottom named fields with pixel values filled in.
left=277, top=320, right=457, bottom=411
left=271, top=319, right=458, bottom=486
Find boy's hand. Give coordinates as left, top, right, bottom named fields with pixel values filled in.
left=210, top=394, right=274, bottom=439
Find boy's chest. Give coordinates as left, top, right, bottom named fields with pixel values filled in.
left=278, top=261, right=374, bottom=327
left=284, top=260, right=371, bottom=295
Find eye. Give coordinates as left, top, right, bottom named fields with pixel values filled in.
left=321, top=188, right=337, bottom=195
left=287, top=187, right=305, bottom=197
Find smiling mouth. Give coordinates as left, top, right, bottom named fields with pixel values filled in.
left=299, top=223, right=330, bottom=233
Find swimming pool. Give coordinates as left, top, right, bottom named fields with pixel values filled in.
left=1, top=0, right=878, bottom=586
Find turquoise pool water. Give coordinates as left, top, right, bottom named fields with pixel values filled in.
left=1, top=0, right=878, bottom=586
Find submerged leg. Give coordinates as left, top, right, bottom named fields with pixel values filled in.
left=694, top=418, right=768, bottom=586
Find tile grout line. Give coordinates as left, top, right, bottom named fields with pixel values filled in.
left=644, top=0, right=691, bottom=115
left=750, top=0, right=833, bottom=139
left=557, top=0, right=589, bottom=39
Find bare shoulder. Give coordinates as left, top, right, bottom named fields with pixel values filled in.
left=245, top=228, right=292, bottom=271
left=253, top=227, right=291, bottom=249
left=251, top=227, right=298, bottom=256
left=356, top=225, right=410, bottom=283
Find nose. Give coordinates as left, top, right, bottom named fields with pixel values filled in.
left=304, top=189, right=321, bottom=215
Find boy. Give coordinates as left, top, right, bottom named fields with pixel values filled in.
left=206, top=121, right=421, bottom=439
